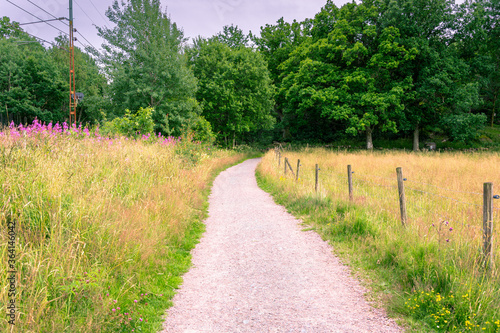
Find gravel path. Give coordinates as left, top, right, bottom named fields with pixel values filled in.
left=161, top=158, right=402, bottom=333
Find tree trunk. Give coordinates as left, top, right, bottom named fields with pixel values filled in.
left=366, top=128, right=373, bottom=150
left=232, top=132, right=236, bottom=149
left=413, top=124, right=420, bottom=152
left=491, top=95, right=497, bottom=127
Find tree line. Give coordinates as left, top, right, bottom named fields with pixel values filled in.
left=0, top=0, right=498, bottom=149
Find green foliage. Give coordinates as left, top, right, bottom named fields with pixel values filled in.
left=49, top=35, right=108, bottom=124
left=188, top=38, right=275, bottom=146
left=441, top=112, right=487, bottom=143
left=95, top=0, right=198, bottom=136
left=279, top=1, right=416, bottom=148
left=187, top=115, right=215, bottom=144
left=100, top=107, right=155, bottom=138
left=0, top=22, right=66, bottom=123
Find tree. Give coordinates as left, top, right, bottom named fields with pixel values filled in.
left=49, top=35, right=107, bottom=124
left=378, top=0, right=481, bottom=150
left=252, top=18, right=309, bottom=140
left=188, top=38, right=275, bottom=147
left=213, top=24, right=249, bottom=48
left=454, top=0, right=499, bottom=128
left=95, top=0, right=199, bottom=135
left=0, top=17, right=66, bottom=124
left=279, top=1, right=416, bottom=149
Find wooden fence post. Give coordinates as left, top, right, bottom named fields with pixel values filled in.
left=278, top=151, right=281, bottom=167
left=483, top=182, right=494, bottom=268
left=296, top=159, right=300, bottom=181
left=315, top=164, right=319, bottom=192
left=284, top=157, right=288, bottom=175
left=347, top=165, right=353, bottom=201
left=286, top=158, right=295, bottom=177
left=396, top=167, right=407, bottom=226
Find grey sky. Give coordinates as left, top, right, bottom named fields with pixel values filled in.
left=0, top=0, right=348, bottom=51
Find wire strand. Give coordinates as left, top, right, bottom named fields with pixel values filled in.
left=25, top=0, right=69, bottom=27
left=88, top=0, right=109, bottom=27
left=5, top=0, right=68, bottom=36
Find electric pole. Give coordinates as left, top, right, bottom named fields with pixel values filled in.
left=69, top=0, right=77, bottom=126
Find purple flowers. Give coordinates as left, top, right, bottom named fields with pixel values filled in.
left=0, top=119, right=181, bottom=146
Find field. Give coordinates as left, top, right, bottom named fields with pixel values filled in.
left=0, top=121, right=247, bottom=332
left=257, top=148, right=500, bottom=332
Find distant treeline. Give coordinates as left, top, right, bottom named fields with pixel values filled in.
left=1, top=0, right=498, bottom=148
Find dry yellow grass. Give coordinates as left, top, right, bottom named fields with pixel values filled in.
left=258, top=147, right=500, bottom=331
left=0, top=129, right=244, bottom=332
left=261, top=148, right=500, bottom=263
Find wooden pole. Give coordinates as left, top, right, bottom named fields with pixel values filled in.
left=278, top=151, right=281, bottom=167
left=284, top=157, right=288, bottom=175
left=396, top=167, right=407, bottom=226
left=315, top=164, right=319, bottom=192
left=296, top=159, right=300, bottom=181
left=483, top=182, right=494, bottom=268
left=285, top=158, right=295, bottom=177
left=348, top=165, right=353, bottom=201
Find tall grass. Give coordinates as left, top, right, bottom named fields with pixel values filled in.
left=0, top=122, right=245, bottom=332
left=257, top=148, right=500, bottom=332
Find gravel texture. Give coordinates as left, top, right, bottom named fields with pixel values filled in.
left=161, top=158, right=403, bottom=333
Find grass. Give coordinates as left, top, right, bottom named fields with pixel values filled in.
left=0, top=122, right=251, bottom=332
left=257, top=148, right=500, bottom=332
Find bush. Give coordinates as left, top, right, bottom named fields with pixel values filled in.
left=100, top=107, right=155, bottom=138
left=440, top=113, right=487, bottom=143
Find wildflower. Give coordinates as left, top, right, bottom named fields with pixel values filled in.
left=139, top=318, right=143, bottom=322
left=449, top=227, right=453, bottom=231
left=112, top=309, right=116, bottom=312
left=134, top=300, right=138, bottom=303
left=446, top=239, right=449, bottom=242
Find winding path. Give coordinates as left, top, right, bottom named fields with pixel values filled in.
left=161, top=158, right=402, bottom=333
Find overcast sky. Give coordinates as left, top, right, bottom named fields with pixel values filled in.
left=1, top=0, right=351, bottom=51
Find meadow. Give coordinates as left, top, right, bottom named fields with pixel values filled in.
left=257, top=148, right=500, bottom=332
left=0, top=121, right=247, bottom=332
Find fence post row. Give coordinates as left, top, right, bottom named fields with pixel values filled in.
left=315, top=164, right=319, bottom=192
left=396, top=167, right=407, bottom=227
left=347, top=165, right=353, bottom=202
left=296, top=159, right=300, bottom=181
left=275, top=154, right=495, bottom=263
left=483, top=182, right=494, bottom=268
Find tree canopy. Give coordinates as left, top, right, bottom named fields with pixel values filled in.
left=188, top=32, right=275, bottom=146
left=95, top=0, right=200, bottom=135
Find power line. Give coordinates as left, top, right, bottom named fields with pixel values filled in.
left=88, top=0, right=109, bottom=27
left=73, top=0, right=99, bottom=28
left=5, top=0, right=68, bottom=36
left=19, top=17, right=67, bottom=26
left=76, top=30, right=99, bottom=54
left=25, top=0, right=69, bottom=27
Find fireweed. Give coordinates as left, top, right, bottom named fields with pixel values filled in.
left=0, top=120, right=245, bottom=332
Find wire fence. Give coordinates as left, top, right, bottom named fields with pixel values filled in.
left=273, top=147, right=496, bottom=268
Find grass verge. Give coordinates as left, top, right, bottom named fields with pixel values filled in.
left=0, top=125, right=255, bottom=332
left=256, top=148, right=500, bottom=332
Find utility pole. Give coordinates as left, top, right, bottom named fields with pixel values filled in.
left=69, top=0, right=77, bottom=126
